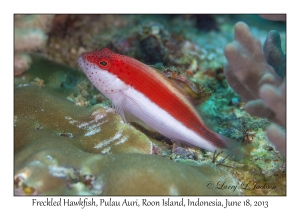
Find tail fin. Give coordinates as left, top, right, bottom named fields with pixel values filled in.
left=217, top=133, right=253, bottom=160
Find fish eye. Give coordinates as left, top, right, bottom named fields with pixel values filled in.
left=99, top=61, right=108, bottom=66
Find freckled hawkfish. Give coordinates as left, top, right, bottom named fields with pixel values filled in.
left=78, top=48, right=236, bottom=152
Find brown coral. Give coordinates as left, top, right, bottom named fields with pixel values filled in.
left=224, top=22, right=286, bottom=154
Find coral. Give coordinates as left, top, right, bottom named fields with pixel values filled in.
left=44, top=15, right=134, bottom=68
left=224, top=22, right=286, bottom=154
left=40, top=15, right=230, bottom=73
left=14, top=15, right=54, bottom=76
left=106, top=20, right=202, bottom=73
left=14, top=15, right=286, bottom=196
left=263, top=30, right=286, bottom=78
left=14, top=85, right=153, bottom=155
left=260, top=80, right=286, bottom=154
left=15, top=149, right=240, bottom=195
left=14, top=79, right=239, bottom=195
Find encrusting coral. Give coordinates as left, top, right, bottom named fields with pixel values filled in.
left=15, top=147, right=240, bottom=195
left=224, top=21, right=286, bottom=154
left=14, top=85, right=153, bottom=155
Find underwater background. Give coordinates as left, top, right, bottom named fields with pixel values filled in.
left=14, top=14, right=286, bottom=196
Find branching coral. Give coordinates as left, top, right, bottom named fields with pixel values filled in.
left=14, top=15, right=54, bottom=76
left=263, top=30, right=286, bottom=78
left=224, top=22, right=286, bottom=154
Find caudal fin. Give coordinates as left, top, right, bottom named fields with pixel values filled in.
left=217, top=133, right=253, bottom=160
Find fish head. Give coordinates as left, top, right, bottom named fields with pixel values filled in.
left=77, top=48, right=114, bottom=74
left=77, top=48, right=128, bottom=98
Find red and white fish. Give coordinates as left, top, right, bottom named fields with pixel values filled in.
left=78, top=48, right=235, bottom=152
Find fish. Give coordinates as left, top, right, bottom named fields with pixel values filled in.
left=77, top=48, right=236, bottom=152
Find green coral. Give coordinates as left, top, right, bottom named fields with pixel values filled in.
left=15, top=149, right=240, bottom=195
left=15, top=85, right=153, bottom=155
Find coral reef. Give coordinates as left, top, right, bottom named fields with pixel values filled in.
left=224, top=22, right=286, bottom=154
left=14, top=15, right=286, bottom=196
left=15, top=151, right=240, bottom=195
left=43, top=15, right=134, bottom=68
left=14, top=77, right=239, bottom=195
left=14, top=15, right=54, bottom=76
left=15, top=85, right=153, bottom=155
left=107, top=20, right=202, bottom=74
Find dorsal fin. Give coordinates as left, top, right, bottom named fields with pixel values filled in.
left=148, top=66, right=220, bottom=132
left=149, top=65, right=212, bottom=106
